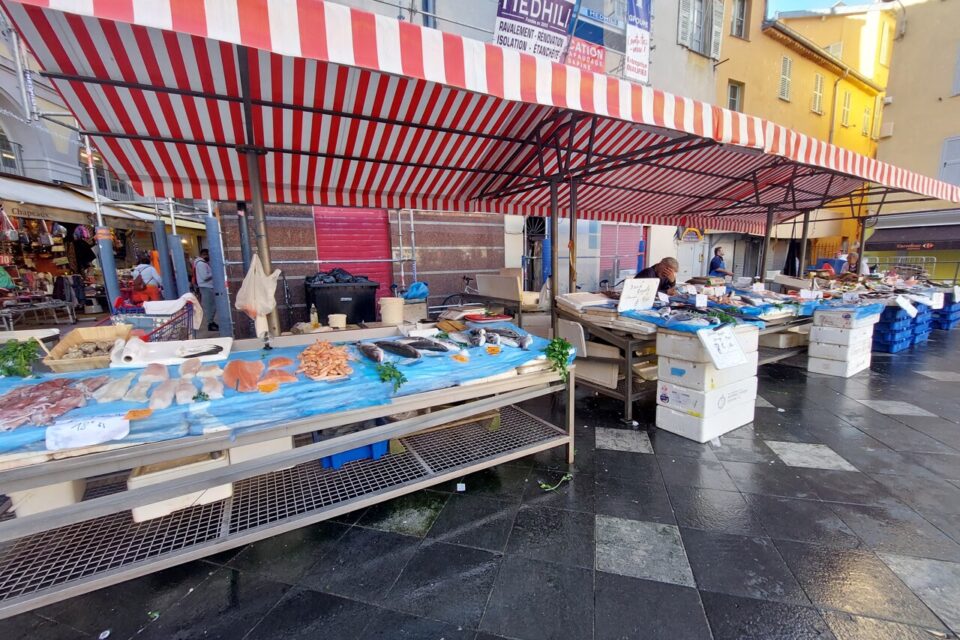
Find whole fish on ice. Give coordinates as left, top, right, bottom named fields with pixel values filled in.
left=356, top=342, right=385, bottom=363
left=374, top=340, right=421, bottom=360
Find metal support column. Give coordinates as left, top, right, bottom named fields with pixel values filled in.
left=760, top=205, right=776, bottom=280
left=798, top=210, right=811, bottom=275
left=235, top=202, right=253, bottom=274
left=568, top=179, right=578, bottom=293
left=238, top=46, right=281, bottom=336
left=550, top=180, right=559, bottom=338
left=84, top=136, right=120, bottom=312
left=166, top=198, right=190, bottom=298
left=205, top=201, right=234, bottom=337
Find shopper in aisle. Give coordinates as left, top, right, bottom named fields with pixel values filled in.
left=194, top=249, right=218, bottom=331
left=636, top=257, right=679, bottom=295
left=841, top=251, right=870, bottom=277
left=131, top=254, right=163, bottom=303
left=708, top=246, right=735, bottom=277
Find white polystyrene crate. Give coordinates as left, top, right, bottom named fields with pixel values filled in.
left=655, top=398, right=755, bottom=443
left=813, top=310, right=880, bottom=329
left=656, top=376, right=758, bottom=419
left=809, top=325, right=875, bottom=346
left=807, top=352, right=871, bottom=378
left=229, top=436, right=294, bottom=466
left=657, top=351, right=759, bottom=392
left=758, top=328, right=809, bottom=349
left=656, top=325, right=758, bottom=363
left=129, top=453, right=232, bottom=523
left=8, top=480, right=85, bottom=517
left=808, top=338, right=873, bottom=362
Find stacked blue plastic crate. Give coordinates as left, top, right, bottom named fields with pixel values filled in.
left=873, top=306, right=919, bottom=353
left=933, top=291, right=960, bottom=331
left=913, top=303, right=933, bottom=345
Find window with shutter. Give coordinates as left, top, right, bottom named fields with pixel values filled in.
left=953, top=43, right=960, bottom=96
left=728, top=81, right=744, bottom=112
left=778, top=56, right=792, bottom=101
left=812, top=73, right=824, bottom=114
left=862, top=107, right=871, bottom=136
left=678, top=0, right=693, bottom=48
left=710, top=0, right=725, bottom=59
left=691, top=0, right=706, bottom=54
left=871, top=95, right=883, bottom=139
left=731, top=0, right=748, bottom=38
left=841, top=91, right=851, bottom=126
left=941, top=137, right=960, bottom=187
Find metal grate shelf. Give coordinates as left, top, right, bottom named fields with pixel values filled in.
left=0, top=405, right=568, bottom=616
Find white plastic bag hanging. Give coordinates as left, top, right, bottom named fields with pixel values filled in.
left=235, top=257, right=280, bottom=337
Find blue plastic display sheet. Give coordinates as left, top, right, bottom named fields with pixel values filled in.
left=620, top=308, right=764, bottom=334
left=0, top=323, right=558, bottom=456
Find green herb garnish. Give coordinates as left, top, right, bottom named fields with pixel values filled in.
left=376, top=362, right=407, bottom=392
left=704, top=309, right=736, bottom=324
left=543, top=337, right=573, bottom=382
left=192, top=390, right=210, bottom=402
left=435, top=331, right=449, bottom=339
left=0, top=339, right=40, bottom=377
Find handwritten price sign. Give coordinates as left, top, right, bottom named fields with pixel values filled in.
left=46, top=416, right=130, bottom=451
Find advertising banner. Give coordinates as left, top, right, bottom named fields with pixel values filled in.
left=494, top=0, right=577, bottom=62
left=564, top=36, right=606, bottom=73
left=624, top=0, right=652, bottom=83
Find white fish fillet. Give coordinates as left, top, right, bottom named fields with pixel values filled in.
left=179, top=359, right=202, bottom=378
left=200, top=376, right=224, bottom=400
left=197, top=364, right=223, bottom=378
left=123, top=380, right=152, bottom=403
left=176, top=379, right=198, bottom=405
left=93, top=373, right=136, bottom=403
left=140, top=363, right=170, bottom=383
left=149, top=379, right=178, bottom=410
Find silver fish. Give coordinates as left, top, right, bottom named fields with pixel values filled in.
left=485, top=332, right=501, bottom=346
left=357, top=342, right=385, bottom=363
left=447, top=332, right=472, bottom=346
left=375, top=340, right=421, bottom=359
left=467, top=328, right=486, bottom=347
left=399, top=337, right=456, bottom=352
left=484, top=327, right=523, bottom=341
left=501, top=334, right=534, bottom=350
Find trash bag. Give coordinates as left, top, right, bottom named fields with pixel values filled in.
left=235, top=258, right=281, bottom=337
left=403, top=281, right=429, bottom=300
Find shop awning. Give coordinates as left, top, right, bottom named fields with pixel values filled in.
left=0, top=174, right=149, bottom=230
left=867, top=225, right=960, bottom=251
left=2, top=1, right=958, bottom=236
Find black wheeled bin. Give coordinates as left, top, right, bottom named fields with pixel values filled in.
left=305, top=279, right=380, bottom=324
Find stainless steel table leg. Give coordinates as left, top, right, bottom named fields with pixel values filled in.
left=623, top=341, right=634, bottom=423
left=566, top=369, right=576, bottom=464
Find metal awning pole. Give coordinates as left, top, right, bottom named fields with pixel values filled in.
left=798, top=210, right=811, bottom=275
left=166, top=197, right=190, bottom=297
left=239, top=46, right=281, bottom=336
left=568, top=178, right=578, bottom=293
left=760, top=205, right=776, bottom=281
left=83, top=135, right=120, bottom=312
left=550, top=179, right=559, bottom=338
left=205, top=200, right=234, bottom=337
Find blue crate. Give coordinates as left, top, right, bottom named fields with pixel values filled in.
left=873, top=337, right=913, bottom=353
left=320, top=441, right=389, bottom=470
left=913, top=331, right=932, bottom=345
left=939, top=302, right=960, bottom=313
left=934, top=318, right=960, bottom=331
left=875, top=318, right=911, bottom=332
left=873, top=327, right=916, bottom=344
left=934, top=309, right=960, bottom=322
left=881, top=307, right=913, bottom=321
left=913, top=321, right=932, bottom=334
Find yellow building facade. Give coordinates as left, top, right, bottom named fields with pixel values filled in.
left=715, top=1, right=897, bottom=263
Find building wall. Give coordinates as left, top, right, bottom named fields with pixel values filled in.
left=877, top=0, right=960, bottom=214
left=648, top=0, right=722, bottom=103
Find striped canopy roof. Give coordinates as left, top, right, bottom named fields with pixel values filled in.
left=2, top=0, right=957, bottom=235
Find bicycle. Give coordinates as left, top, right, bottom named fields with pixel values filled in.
left=429, top=275, right=484, bottom=317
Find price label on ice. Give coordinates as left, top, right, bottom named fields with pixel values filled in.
left=752, top=282, right=765, bottom=292
left=696, top=326, right=747, bottom=370
left=46, top=416, right=130, bottom=451
left=695, top=294, right=708, bottom=308
left=842, top=292, right=860, bottom=303
left=895, top=295, right=918, bottom=318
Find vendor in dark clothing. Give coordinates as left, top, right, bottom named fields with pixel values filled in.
left=636, top=257, right=679, bottom=295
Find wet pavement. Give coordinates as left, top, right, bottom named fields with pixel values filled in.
left=4, top=330, right=960, bottom=639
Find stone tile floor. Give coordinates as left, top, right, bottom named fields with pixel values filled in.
left=5, top=330, right=960, bottom=639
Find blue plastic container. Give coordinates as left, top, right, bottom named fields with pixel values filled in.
left=934, top=309, right=960, bottom=322
left=934, top=318, right=960, bottom=331
left=875, top=319, right=911, bottom=332
left=321, top=441, right=389, bottom=470
left=881, top=307, right=912, bottom=321
left=913, top=331, right=932, bottom=345
left=913, top=321, right=932, bottom=334
left=873, top=328, right=915, bottom=344
left=873, top=337, right=912, bottom=353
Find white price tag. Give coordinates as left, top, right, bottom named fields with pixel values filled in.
left=931, top=292, right=945, bottom=310
left=842, top=292, right=860, bottom=303
left=895, top=295, right=918, bottom=318
left=751, top=282, right=764, bottom=292
left=800, top=289, right=821, bottom=300
left=683, top=284, right=698, bottom=295
left=617, top=278, right=659, bottom=313
left=45, top=415, right=129, bottom=451
left=695, top=294, right=708, bottom=308
left=657, top=292, right=670, bottom=304
left=696, top=326, right=748, bottom=369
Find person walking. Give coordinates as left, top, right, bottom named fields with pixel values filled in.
left=130, top=254, right=162, bottom=303
left=195, top=249, right=218, bottom=331
left=708, top=246, right=735, bottom=277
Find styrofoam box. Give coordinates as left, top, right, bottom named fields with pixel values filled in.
left=658, top=351, right=759, bottom=392
left=809, top=325, right=875, bottom=346
left=813, top=311, right=880, bottom=330
left=656, top=376, right=758, bottom=419
left=758, top=328, right=809, bottom=349
left=656, top=325, right=759, bottom=363
left=574, top=358, right=621, bottom=389
left=129, top=453, right=232, bottom=523
left=656, top=398, right=755, bottom=443
left=807, top=351, right=871, bottom=378
left=8, top=479, right=85, bottom=517
left=808, top=338, right=872, bottom=362
left=229, top=436, right=294, bottom=466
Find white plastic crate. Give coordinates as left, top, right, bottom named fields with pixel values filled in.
left=656, top=376, right=758, bottom=419
left=808, top=337, right=872, bottom=362
left=128, top=452, right=232, bottom=523
left=807, top=351, right=871, bottom=378
left=809, top=325, right=875, bottom=346
left=656, top=325, right=758, bottom=363
left=657, top=351, right=759, bottom=392
left=229, top=436, right=294, bottom=466
left=656, top=398, right=755, bottom=443
left=8, top=480, right=85, bottom=517
left=813, top=310, right=880, bottom=330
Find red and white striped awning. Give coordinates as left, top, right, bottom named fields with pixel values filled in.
left=3, top=0, right=958, bottom=235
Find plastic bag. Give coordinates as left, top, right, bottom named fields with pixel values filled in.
left=235, top=258, right=281, bottom=337
left=403, top=281, right=429, bottom=300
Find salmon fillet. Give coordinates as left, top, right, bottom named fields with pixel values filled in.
left=261, top=369, right=298, bottom=385
left=223, top=360, right=264, bottom=393
left=267, top=356, right=294, bottom=370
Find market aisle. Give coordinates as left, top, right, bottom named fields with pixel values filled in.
left=3, top=332, right=960, bottom=639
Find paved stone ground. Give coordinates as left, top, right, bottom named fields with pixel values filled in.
left=4, top=330, right=960, bottom=639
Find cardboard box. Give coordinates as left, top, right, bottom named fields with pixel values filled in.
left=656, top=398, right=755, bottom=443
left=658, top=351, right=759, bottom=392
left=656, top=325, right=758, bottom=363
left=807, top=352, right=871, bottom=378
left=656, top=376, right=758, bottom=418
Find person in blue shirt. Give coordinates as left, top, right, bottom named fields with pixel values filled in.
left=708, top=246, right=734, bottom=277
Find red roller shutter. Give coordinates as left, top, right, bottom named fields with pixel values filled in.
left=314, top=207, right=393, bottom=300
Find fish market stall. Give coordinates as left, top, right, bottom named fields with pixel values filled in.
left=0, top=323, right=574, bottom=617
